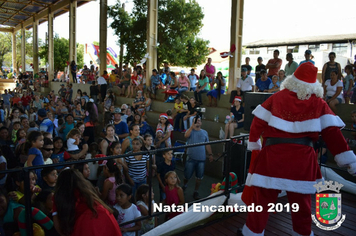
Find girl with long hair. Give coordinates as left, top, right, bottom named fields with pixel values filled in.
left=53, top=169, right=121, bottom=236
left=207, top=71, right=226, bottom=107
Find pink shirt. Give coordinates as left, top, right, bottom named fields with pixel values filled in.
left=178, top=76, right=189, bottom=87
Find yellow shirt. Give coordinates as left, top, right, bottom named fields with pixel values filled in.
left=109, top=74, right=116, bottom=83
left=174, top=102, right=183, bottom=113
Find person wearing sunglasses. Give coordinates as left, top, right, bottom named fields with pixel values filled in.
left=41, top=137, right=54, bottom=165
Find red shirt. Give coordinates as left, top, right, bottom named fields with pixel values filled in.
left=21, top=96, right=31, bottom=106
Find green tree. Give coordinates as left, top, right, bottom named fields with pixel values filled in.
left=0, top=33, right=12, bottom=69
left=2, top=31, right=33, bottom=72
left=39, top=34, right=84, bottom=71
left=108, top=0, right=210, bottom=68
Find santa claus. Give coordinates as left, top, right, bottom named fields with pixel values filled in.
left=242, top=62, right=356, bottom=235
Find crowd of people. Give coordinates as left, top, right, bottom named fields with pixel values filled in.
left=237, top=50, right=356, bottom=113
left=0, top=50, right=355, bottom=235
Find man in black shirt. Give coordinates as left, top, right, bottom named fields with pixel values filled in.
left=255, top=57, right=266, bottom=83
left=241, top=57, right=252, bottom=75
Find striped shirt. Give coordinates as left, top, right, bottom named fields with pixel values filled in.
left=125, top=153, right=149, bottom=182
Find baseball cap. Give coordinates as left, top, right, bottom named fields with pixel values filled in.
left=180, top=70, right=185, bottom=74
left=114, top=108, right=124, bottom=114
left=60, top=84, right=65, bottom=86
left=241, top=67, right=248, bottom=72
left=305, top=50, right=312, bottom=55
left=37, top=108, right=47, bottom=117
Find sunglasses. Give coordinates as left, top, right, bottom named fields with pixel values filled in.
left=42, top=148, right=53, bottom=152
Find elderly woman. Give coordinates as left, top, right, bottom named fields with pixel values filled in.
left=177, top=70, right=191, bottom=94
left=224, top=96, right=244, bottom=139
left=32, top=95, right=44, bottom=110
left=324, top=70, right=343, bottom=113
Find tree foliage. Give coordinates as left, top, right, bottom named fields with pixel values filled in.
left=1, top=31, right=33, bottom=71
left=108, top=0, right=210, bottom=68
left=39, top=34, right=84, bottom=71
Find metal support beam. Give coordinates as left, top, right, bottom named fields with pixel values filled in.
left=32, top=16, right=39, bottom=75
left=228, top=0, right=244, bottom=93
left=99, top=0, right=107, bottom=74
left=48, top=7, right=54, bottom=80
left=146, top=0, right=158, bottom=85
left=69, top=0, right=77, bottom=82
left=21, top=24, right=26, bottom=73
left=12, top=31, right=17, bottom=74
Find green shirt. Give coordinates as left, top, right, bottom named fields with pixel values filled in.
left=198, top=76, right=209, bottom=88
left=284, top=61, right=299, bottom=76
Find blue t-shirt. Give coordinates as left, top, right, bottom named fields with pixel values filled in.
left=299, top=60, right=315, bottom=65
left=256, top=78, right=272, bottom=92
left=151, top=75, right=161, bottom=86
left=29, top=147, right=44, bottom=184
left=186, top=129, right=209, bottom=161
left=114, top=121, right=129, bottom=143
left=39, top=118, right=54, bottom=134
left=1, top=94, right=12, bottom=105
left=268, top=81, right=280, bottom=93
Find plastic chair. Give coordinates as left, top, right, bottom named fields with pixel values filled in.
left=173, top=140, right=186, bottom=162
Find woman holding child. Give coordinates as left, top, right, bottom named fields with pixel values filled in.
left=156, top=113, right=173, bottom=148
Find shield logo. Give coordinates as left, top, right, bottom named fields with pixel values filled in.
left=315, top=193, right=342, bottom=224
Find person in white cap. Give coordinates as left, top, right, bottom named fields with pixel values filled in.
left=241, top=62, right=356, bottom=236
left=177, top=70, right=191, bottom=94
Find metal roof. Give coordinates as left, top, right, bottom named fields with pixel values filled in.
left=0, top=0, right=92, bottom=32
left=244, top=33, right=356, bottom=48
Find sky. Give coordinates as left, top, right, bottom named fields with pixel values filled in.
left=37, top=0, right=356, bottom=54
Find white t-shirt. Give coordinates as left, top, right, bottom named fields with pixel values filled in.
left=237, top=76, right=254, bottom=91
left=325, top=80, right=343, bottom=99
left=85, top=153, right=99, bottom=180
left=67, top=138, right=79, bottom=151
left=188, top=74, right=198, bottom=88
left=114, top=203, right=141, bottom=236
left=97, top=76, right=107, bottom=85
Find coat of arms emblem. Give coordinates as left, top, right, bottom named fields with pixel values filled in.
left=312, top=181, right=346, bottom=230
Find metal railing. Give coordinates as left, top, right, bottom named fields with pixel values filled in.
left=0, top=134, right=250, bottom=236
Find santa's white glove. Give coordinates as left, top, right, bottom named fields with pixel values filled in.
left=348, top=162, right=356, bottom=176
left=334, top=150, right=356, bottom=167
left=247, top=139, right=262, bottom=151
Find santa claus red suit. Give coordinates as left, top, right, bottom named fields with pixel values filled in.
left=242, top=62, right=356, bottom=236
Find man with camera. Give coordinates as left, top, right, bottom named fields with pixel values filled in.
left=182, top=116, right=213, bottom=200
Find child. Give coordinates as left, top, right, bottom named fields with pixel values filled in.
left=136, top=184, right=156, bottom=234
left=157, top=150, right=176, bottom=201
left=114, top=184, right=141, bottom=236
left=344, top=65, right=354, bottom=104
left=172, top=97, right=184, bottom=131
left=60, top=114, right=75, bottom=141
left=11, top=121, right=21, bottom=143
left=73, top=162, right=91, bottom=179
left=163, top=171, right=184, bottom=219
left=125, top=137, right=149, bottom=195
left=166, top=109, right=174, bottom=126
left=107, top=141, right=128, bottom=183
left=155, top=128, right=169, bottom=149
left=25, top=131, right=44, bottom=184
left=51, top=137, right=66, bottom=171
left=101, top=159, right=123, bottom=207
left=5, top=170, right=41, bottom=205
left=267, top=75, right=280, bottom=93
left=0, top=189, right=53, bottom=236
left=29, top=107, right=37, bottom=122
left=66, top=128, right=81, bottom=155
left=33, top=189, right=54, bottom=217
left=85, top=142, right=101, bottom=185
left=53, top=169, right=121, bottom=236
left=143, top=134, right=156, bottom=174
left=41, top=167, right=58, bottom=191
left=15, top=128, right=26, bottom=147
left=27, top=121, right=39, bottom=133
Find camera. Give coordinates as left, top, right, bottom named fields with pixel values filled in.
left=196, top=107, right=205, bottom=113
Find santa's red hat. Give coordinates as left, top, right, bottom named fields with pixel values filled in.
left=156, top=128, right=164, bottom=134
left=232, top=96, right=242, bottom=105
left=159, top=113, right=168, bottom=119
left=292, top=62, right=318, bottom=84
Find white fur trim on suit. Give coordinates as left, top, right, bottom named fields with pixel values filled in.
left=247, top=139, right=262, bottom=151
left=334, top=150, right=356, bottom=167
left=252, top=105, right=345, bottom=133
left=348, top=162, right=356, bottom=176
left=245, top=173, right=318, bottom=194
left=242, top=224, right=265, bottom=236
left=292, top=229, right=314, bottom=236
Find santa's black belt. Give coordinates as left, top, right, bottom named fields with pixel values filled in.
left=265, top=137, right=313, bottom=148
